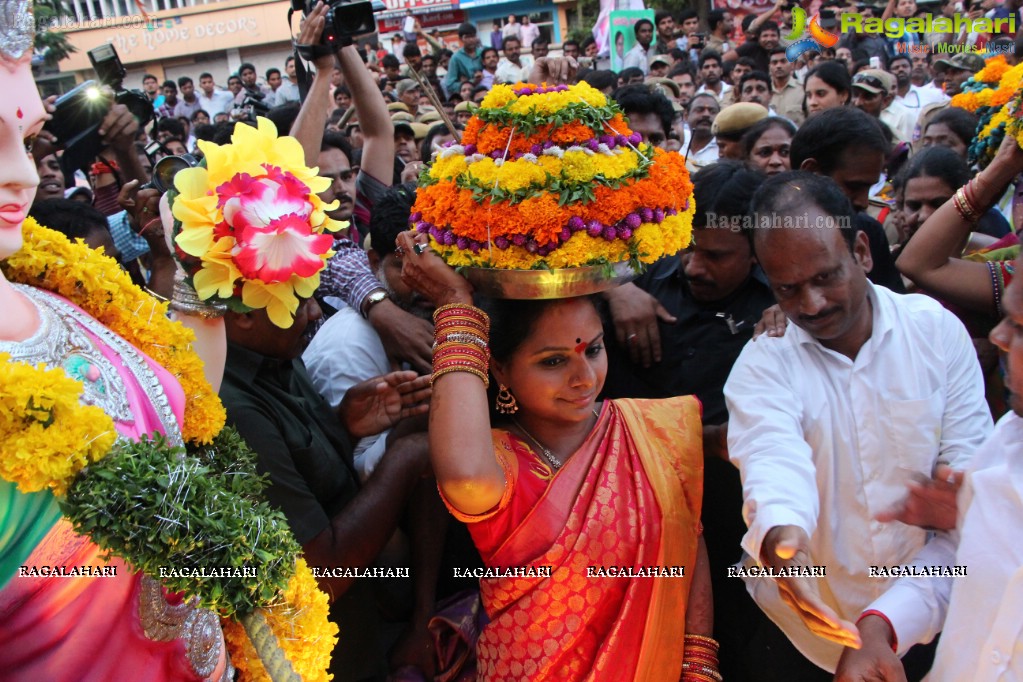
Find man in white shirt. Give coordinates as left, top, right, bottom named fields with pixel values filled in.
left=623, top=19, right=656, bottom=75
left=304, top=184, right=433, bottom=481
left=197, top=72, right=235, bottom=117
left=851, top=69, right=915, bottom=144
left=518, top=16, right=540, bottom=50
left=725, top=171, right=991, bottom=680
left=274, top=56, right=302, bottom=105
left=495, top=36, right=531, bottom=84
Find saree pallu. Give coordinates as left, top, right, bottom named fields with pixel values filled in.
left=447, top=397, right=703, bottom=682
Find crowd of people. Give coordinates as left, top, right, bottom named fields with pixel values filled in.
left=3, top=0, right=1023, bottom=678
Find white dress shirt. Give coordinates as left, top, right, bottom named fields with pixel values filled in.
left=725, top=284, right=991, bottom=672
left=495, top=57, right=531, bottom=85
left=303, top=305, right=390, bottom=482
left=198, top=89, right=235, bottom=116
left=880, top=412, right=1023, bottom=681
left=623, top=43, right=655, bottom=74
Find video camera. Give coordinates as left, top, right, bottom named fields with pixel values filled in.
left=44, top=43, right=154, bottom=175
left=292, top=0, right=377, bottom=52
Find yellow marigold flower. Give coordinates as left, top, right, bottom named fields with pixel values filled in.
left=562, top=151, right=597, bottom=183
left=481, top=84, right=517, bottom=109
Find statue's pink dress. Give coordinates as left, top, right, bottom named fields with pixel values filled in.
left=0, top=285, right=228, bottom=681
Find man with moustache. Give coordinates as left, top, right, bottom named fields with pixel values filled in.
left=769, top=47, right=804, bottom=125
left=682, top=93, right=721, bottom=172
left=725, top=171, right=991, bottom=681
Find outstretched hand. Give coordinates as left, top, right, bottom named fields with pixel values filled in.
left=761, top=525, right=862, bottom=649
left=297, top=1, right=335, bottom=70
left=529, top=57, right=578, bottom=86
left=339, top=370, right=431, bottom=439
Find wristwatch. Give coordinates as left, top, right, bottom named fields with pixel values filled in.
left=361, top=289, right=389, bottom=318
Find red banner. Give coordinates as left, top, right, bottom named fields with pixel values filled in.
left=378, top=9, right=464, bottom=31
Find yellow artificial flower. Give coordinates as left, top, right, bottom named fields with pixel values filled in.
left=194, top=237, right=242, bottom=300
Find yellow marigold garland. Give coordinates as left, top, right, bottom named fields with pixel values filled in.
left=2, top=219, right=337, bottom=677
left=221, top=558, right=339, bottom=682
left=1, top=218, right=225, bottom=444
left=0, top=353, right=117, bottom=494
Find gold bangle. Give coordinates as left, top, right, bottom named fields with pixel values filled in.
left=170, top=276, right=227, bottom=319
left=431, top=364, right=490, bottom=387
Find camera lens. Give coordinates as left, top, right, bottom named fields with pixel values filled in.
left=151, top=154, right=199, bottom=193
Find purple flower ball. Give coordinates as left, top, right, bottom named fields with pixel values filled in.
left=587, top=138, right=600, bottom=151
left=619, top=227, right=633, bottom=240
left=442, top=231, right=457, bottom=246
left=568, top=215, right=585, bottom=231
left=525, top=240, right=539, bottom=254
left=490, top=150, right=504, bottom=159
left=653, top=208, right=665, bottom=223
left=629, top=132, right=642, bottom=145
left=667, top=207, right=678, bottom=216
left=415, top=221, right=429, bottom=233
left=494, top=236, right=510, bottom=249
left=600, top=134, right=615, bottom=147
left=409, top=211, right=422, bottom=223
left=602, top=226, right=617, bottom=241
left=537, top=245, right=551, bottom=257
left=511, top=233, right=527, bottom=246
left=625, top=213, right=641, bottom=229
left=429, top=225, right=442, bottom=239
left=456, top=236, right=469, bottom=250
left=543, top=140, right=554, bottom=149
left=469, top=242, right=482, bottom=254
left=586, top=220, right=604, bottom=237
left=463, top=144, right=477, bottom=155
left=615, top=134, right=628, bottom=147
left=560, top=227, right=572, bottom=241
left=531, top=143, right=543, bottom=155
left=639, top=207, right=653, bottom=223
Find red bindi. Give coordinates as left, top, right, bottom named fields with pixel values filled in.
left=574, top=339, right=587, bottom=354
left=16, top=108, right=23, bottom=119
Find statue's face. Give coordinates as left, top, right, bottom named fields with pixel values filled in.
left=0, top=58, right=44, bottom=260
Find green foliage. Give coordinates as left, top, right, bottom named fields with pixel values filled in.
left=61, top=427, right=300, bottom=617
left=32, top=1, right=77, bottom=66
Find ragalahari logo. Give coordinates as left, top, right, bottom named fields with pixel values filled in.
left=785, top=8, right=840, bottom=62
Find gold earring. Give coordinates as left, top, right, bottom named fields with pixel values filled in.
left=495, top=384, right=519, bottom=414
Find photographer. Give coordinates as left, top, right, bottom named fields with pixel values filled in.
left=291, top=2, right=434, bottom=374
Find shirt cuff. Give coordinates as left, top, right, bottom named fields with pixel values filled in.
left=864, top=584, right=933, bottom=657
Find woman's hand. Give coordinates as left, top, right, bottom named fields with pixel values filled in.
left=396, top=230, right=474, bottom=307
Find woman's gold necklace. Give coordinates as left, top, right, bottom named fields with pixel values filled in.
left=511, top=408, right=600, bottom=471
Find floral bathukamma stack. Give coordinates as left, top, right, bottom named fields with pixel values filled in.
left=949, top=54, right=1023, bottom=166
left=413, top=82, right=695, bottom=279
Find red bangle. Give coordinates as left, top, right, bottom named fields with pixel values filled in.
left=857, top=610, right=898, bottom=653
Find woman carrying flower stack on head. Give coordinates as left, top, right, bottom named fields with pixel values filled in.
left=397, top=80, right=715, bottom=681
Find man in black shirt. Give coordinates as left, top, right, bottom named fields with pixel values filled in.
left=603, top=162, right=776, bottom=682
left=790, top=106, right=906, bottom=293
left=220, top=298, right=433, bottom=679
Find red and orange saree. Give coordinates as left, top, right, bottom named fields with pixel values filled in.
left=446, top=396, right=703, bottom=681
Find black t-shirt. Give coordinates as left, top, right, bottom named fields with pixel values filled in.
left=602, top=257, right=776, bottom=425
left=857, top=212, right=906, bottom=293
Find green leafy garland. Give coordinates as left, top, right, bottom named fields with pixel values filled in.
left=61, top=427, right=301, bottom=617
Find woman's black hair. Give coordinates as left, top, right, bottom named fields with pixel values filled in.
left=924, top=107, right=980, bottom=150
left=420, top=123, right=460, bottom=163
left=893, top=145, right=971, bottom=198
left=742, top=116, right=796, bottom=158
left=478, top=296, right=607, bottom=418
left=804, top=61, right=851, bottom=100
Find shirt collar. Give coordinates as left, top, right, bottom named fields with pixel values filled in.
left=227, top=341, right=295, bottom=387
